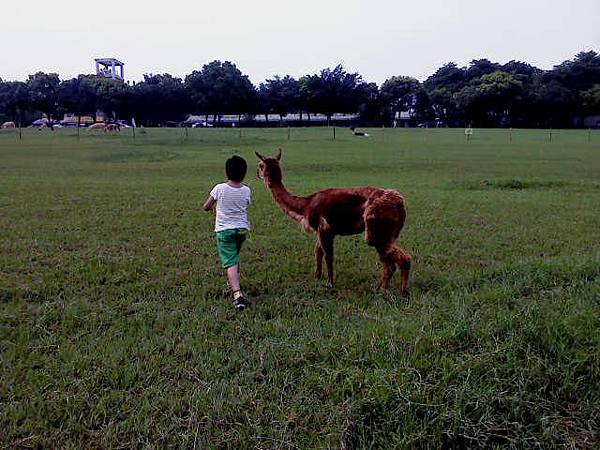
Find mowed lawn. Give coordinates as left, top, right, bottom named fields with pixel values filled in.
left=1, top=127, right=599, bottom=449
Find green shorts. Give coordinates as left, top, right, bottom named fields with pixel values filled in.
left=216, top=228, right=248, bottom=268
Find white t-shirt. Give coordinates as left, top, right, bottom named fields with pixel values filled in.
left=209, top=182, right=251, bottom=232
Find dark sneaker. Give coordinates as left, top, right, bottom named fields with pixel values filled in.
left=232, top=295, right=248, bottom=311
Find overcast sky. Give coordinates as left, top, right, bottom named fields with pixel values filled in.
left=1, top=0, right=598, bottom=84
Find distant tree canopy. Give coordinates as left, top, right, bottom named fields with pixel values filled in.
left=185, top=61, right=256, bottom=123
left=26, top=72, right=60, bottom=120
left=131, top=74, right=188, bottom=125
left=57, top=76, right=97, bottom=120
left=259, top=75, right=300, bottom=121
left=0, top=80, right=35, bottom=125
left=299, top=65, right=367, bottom=122
left=1, top=51, right=599, bottom=127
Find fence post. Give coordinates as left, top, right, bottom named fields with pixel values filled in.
left=287, top=126, right=290, bottom=141
left=589, top=128, right=592, bottom=143
left=549, top=128, right=552, bottom=143
left=18, top=109, right=22, bottom=140
left=509, top=127, right=513, bottom=143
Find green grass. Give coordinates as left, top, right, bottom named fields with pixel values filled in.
left=1, top=127, right=599, bottom=449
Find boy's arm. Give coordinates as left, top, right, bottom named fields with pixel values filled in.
left=202, top=196, right=216, bottom=212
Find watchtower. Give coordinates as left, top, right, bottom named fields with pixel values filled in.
left=95, top=58, right=124, bottom=80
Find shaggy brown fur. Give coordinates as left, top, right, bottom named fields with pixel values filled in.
left=255, top=149, right=411, bottom=292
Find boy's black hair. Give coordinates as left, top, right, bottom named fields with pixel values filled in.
left=225, top=155, right=247, bottom=182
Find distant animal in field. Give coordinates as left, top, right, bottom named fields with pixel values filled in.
left=1, top=121, right=16, bottom=129
left=256, top=149, right=411, bottom=292
left=88, top=122, right=120, bottom=132
left=350, top=127, right=369, bottom=137
left=36, top=123, right=54, bottom=131
left=104, top=123, right=121, bottom=132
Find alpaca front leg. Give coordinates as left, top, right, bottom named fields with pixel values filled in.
left=377, top=262, right=395, bottom=291
left=376, top=247, right=397, bottom=291
left=320, top=234, right=335, bottom=288
left=388, top=245, right=411, bottom=293
left=314, top=240, right=324, bottom=278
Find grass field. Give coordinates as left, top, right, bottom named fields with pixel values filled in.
left=1, top=127, right=599, bottom=449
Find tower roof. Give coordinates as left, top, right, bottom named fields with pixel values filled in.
left=95, top=58, right=124, bottom=66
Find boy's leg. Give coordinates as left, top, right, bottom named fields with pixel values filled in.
left=217, top=229, right=247, bottom=308
left=229, top=230, right=246, bottom=296
left=226, top=264, right=241, bottom=292
left=227, top=264, right=246, bottom=309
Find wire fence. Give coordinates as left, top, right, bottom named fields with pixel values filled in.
left=1, top=126, right=599, bottom=147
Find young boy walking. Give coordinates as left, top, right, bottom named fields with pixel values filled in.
left=203, top=155, right=251, bottom=310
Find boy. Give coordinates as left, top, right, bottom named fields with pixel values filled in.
left=203, top=155, right=251, bottom=311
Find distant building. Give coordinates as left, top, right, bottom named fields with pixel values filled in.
left=62, top=111, right=108, bottom=125
left=183, top=112, right=360, bottom=127
left=253, top=113, right=359, bottom=124
left=393, top=111, right=412, bottom=128
left=95, top=58, right=125, bottom=80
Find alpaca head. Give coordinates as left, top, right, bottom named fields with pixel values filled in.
left=255, top=149, right=283, bottom=184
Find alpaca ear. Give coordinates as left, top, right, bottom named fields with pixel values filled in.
left=275, top=148, right=283, bottom=160
left=255, top=152, right=266, bottom=161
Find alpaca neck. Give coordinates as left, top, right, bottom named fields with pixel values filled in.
left=267, top=179, right=307, bottom=223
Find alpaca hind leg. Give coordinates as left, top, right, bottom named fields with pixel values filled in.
left=320, top=233, right=335, bottom=288
left=314, top=240, right=324, bottom=279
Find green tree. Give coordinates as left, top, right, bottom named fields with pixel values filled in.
left=427, top=88, right=457, bottom=123
left=185, top=61, right=256, bottom=124
left=259, top=75, right=300, bottom=123
left=132, top=74, right=188, bottom=126
left=0, top=81, right=31, bottom=125
left=299, top=65, right=365, bottom=123
left=502, top=60, right=541, bottom=77
left=423, top=63, right=466, bottom=124
left=423, top=62, right=466, bottom=92
left=83, top=75, right=130, bottom=121
left=357, top=82, right=388, bottom=125
left=380, top=76, right=420, bottom=113
left=380, top=76, right=434, bottom=125
left=550, top=51, right=600, bottom=93
left=26, top=72, right=60, bottom=121
left=465, top=59, right=501, bottom=82
left=581, top=84, right=600, bottom=113
left=456, top=71, right=524, bottom=126
left=58, top=77, right=98, bottom=126
left=541, top=51, right=600, bottom=125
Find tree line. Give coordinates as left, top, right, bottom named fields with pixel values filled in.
left=1, top=51, right=599, bottom=128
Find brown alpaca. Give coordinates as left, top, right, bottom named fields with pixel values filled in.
left=255, top=149, right=411, bottom=292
